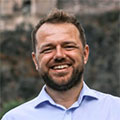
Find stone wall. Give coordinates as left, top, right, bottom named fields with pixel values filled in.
left=0, top=0, right=119, bottom=31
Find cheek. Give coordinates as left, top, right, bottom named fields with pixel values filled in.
left=38, top=54, right=53, bottom=70
left=68, top=51, right=83, bottom=63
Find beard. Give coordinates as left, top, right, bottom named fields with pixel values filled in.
left=40, top=64, right=84, bottom=91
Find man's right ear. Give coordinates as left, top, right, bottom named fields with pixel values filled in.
left=32, top=52, right=38, bottom=70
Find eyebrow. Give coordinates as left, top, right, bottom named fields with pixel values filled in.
left=62, top=41, right=77, bottom=45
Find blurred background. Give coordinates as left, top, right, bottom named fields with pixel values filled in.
left=0, top=0, right=120, bottom=117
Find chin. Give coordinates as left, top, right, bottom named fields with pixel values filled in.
left=50, top=72, right=72, bottom=84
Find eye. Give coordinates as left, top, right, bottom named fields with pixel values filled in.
left=64, top=45, right=78, bottom=50
left=40, top=47, right=54, bottom=54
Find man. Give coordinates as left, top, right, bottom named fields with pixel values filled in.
left=2, top=9, right=120, bottom=120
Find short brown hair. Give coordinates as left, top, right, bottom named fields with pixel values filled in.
left=31, top=9, right=86, bottom=52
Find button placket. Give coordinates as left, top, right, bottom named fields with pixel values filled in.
left=63, top=110, right=72, bottom=120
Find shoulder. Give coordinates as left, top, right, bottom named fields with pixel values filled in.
left=92, top=89, right=120, bottom=112
left=1, top=97, right=38, bottom=120
left=92, top=88, right=120, bottom=102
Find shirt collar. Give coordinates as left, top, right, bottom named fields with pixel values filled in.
left=34, top=85, right=56, bottom=108
left=77, top=82, right=99, bottom=104
left=34, top=82, right=99, bottom=108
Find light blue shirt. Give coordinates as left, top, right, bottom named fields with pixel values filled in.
left=2, top=82, right=120, bottom=120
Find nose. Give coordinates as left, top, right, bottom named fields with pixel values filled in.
left=54, top=46, right=66, bottom=61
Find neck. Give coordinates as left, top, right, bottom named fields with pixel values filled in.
left=45, top=80, right=83, bottom=109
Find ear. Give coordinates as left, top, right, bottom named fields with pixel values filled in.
left=83, top=44, right=89, bottom=64
left=32, top=52, right=38, bottom=70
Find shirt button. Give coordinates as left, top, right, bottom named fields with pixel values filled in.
left=63, top=110, right=72, bottom=120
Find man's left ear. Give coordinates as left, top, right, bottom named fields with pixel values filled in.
left=84, top=44, right=89, bottom=64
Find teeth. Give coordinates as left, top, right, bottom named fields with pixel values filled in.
left=54, top=65, right=68, bottom=69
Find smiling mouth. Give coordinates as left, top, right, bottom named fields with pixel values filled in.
left=51, top=64, right=71, bottom=70
left=53, top=65, right=69, bottom=70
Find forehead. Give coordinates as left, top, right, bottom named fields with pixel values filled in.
left=36, top=23, right=80, bottom=41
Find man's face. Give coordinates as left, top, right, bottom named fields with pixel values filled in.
left=32, top=23, right=89, bottom=91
